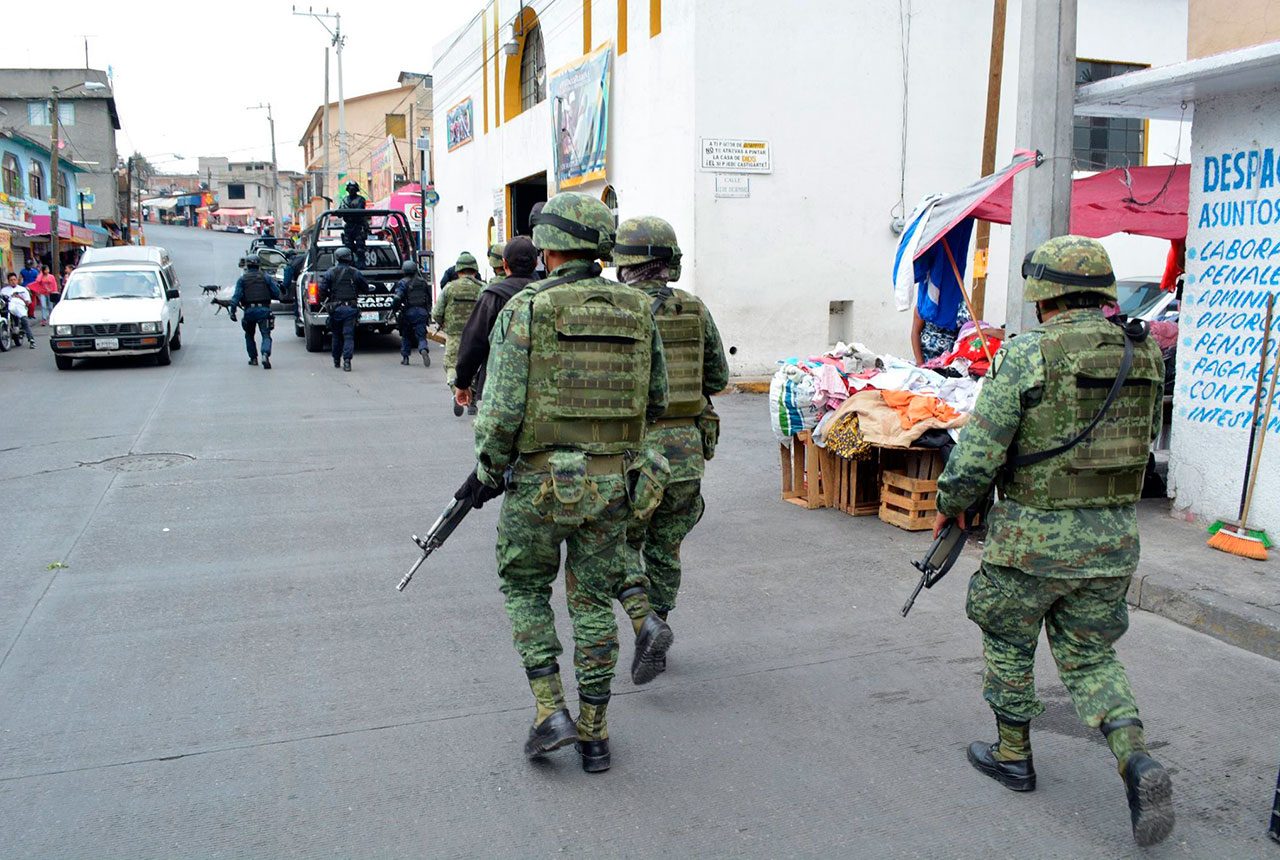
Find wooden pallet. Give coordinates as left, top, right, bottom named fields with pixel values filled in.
left=878, top=449, right=943, bottom=530
left=780, top=430, right=830, bottom=509
left=827, top=448, right=881, bottom=516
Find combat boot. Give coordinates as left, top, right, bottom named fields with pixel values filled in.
left=420, top=349, right=431, bottom=367
left=248, top=357, right=258, bottom=366
left=1103, top=718, right=1174, bottom=846
left=343, top=358, right=351, bottom=372
left=400, top=355, right=410, bottom=365
left=576, top=691, right=611, bottom=773
left=262, top=355, right=271, bottom=369
left=524, top=665, right=577, bottom=758
left=453, top=401, right=464, bottom=417
left=967, top=717, right=1036, bottom=791
left=333, top=357, right=341, bottom=368
left=631, top=613, right=673, bottom=685
left=467, top=402, right=478, bottom=416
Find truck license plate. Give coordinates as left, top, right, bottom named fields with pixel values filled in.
left=95, top=337, right=119, bottom=351
left=360, top=311, right=380, bottom=322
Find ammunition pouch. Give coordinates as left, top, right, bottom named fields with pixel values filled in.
left=528, top=450, right=612, bottom=526
left=626, top=445, right=671, bottom=522
left=695, top=403, right=721, bottom=461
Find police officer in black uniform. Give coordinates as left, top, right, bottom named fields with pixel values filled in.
left=229, top=255, right=282, bottom=369
left=319, top=245, right=369, bottom=372
left=391, top=259, right=433, bottom=367
left=453, top=236, right=539, bottom=410
left=340, top=180, right=369, bottom=259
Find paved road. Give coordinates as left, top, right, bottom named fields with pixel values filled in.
left=1, top=224, right=1277, bottom=858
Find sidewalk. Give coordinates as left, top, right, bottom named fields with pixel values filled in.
left=1132, top=499, right=1280, bottom=661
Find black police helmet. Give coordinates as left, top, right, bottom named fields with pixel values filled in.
left=245, top=256, right=261, bottom=269
left=346, top=181, right=359, bottom=191
left=334, top=246, right=354, bottom=264
left=402, top=260, right=418, bottom=275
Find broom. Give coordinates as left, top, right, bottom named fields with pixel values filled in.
left=1209, top=293, right=1274, bottom=550
left=1208, top=318, right=1277, bottom=559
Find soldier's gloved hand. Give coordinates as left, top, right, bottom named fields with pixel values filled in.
left=455, top=469, right=503, bottom=509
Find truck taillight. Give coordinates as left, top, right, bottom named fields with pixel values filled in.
left=307, top=281, right=319, bottom=308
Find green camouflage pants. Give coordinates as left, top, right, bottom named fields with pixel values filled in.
left=622, top=479, right=705, bottom=613
left=496, top=474, right=629, bottom=696
left=965, top=563, right=1140, bottom=727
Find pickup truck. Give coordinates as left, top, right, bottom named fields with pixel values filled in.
left=293, top=208, right=416, bottom=353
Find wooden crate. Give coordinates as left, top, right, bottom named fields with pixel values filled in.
left=827, top=448, right=881, bottom=516
left=780, top=430, right=831, bottom=509
left=878, top=449, right=943, bottom=530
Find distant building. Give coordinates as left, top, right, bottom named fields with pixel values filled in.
left=0, top=128, right=88, bottom=271
left=297, top=74, right=433, bottom=227
left=0, top=68, right=121, bottom=229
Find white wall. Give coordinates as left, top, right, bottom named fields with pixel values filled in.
left=431, top=0, right=697, bottom=292
left=1170, top=84, right=1280, bottom=533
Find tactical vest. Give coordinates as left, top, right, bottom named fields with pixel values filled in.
left=515, top=276, right=652, bottom=455
left=404, top=276, right=430, bottom=308
left=329, top=266, right=358, bottom=303
left=444, top=276, right=483, bottom=336
left=1004, top=314, right=1164, bottom=509
left=241, top=271, right=272, bottom=305
left=649, top=285, right=707, bottom=418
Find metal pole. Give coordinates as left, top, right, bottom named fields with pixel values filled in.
left=267, top=103, right=280, bottom=234
left=49, top=87, right=62, bottom=280
left=323, top=47, right=331, bottom=205
left=1006, top=0, right=1077, bottom=334
left=335, top=14, right=348, bottom=182
left=79, top=191, right=85, bottom=226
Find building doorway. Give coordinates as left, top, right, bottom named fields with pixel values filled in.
left=508, top=172, right=548, bottom=238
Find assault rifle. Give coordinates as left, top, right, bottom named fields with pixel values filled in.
left=901, top=492, right=991, bottom=617
left=397, top=490, right=474, bottom=591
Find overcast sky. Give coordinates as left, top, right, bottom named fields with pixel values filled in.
left=2, top=0, right=480, bottom=174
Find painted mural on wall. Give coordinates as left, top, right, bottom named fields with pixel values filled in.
left=447, top=98, right=474, bottom=152
left=549, top=42, right=613, bottom=190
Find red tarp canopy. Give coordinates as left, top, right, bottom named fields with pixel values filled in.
left=971, top=163, right=1190, bottom=240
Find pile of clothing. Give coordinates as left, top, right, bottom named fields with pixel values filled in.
left=769, top=340, right=987, bottom=458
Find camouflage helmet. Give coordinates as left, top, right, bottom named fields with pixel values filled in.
left=613, top=216, right=682, bottom=281
left=530, top=192, right=615, bottom=257
left=1021, top=235, right=1117, bottom=303
left=455, top=251, right=478, bottom=271
left=488, top=243, right=506, bottom=269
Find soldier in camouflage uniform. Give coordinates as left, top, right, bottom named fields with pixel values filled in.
left=487, top=242, right=506, bottom=280
left=434, top=251, right=485, bottom=415
left=934, top=235, right=1174, bottom=847
left=471, top=192, right=668, bottom=773
left=611, top=217, right=729, bottom=685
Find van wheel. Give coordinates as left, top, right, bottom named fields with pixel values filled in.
left=304, top=322, right=325, bottom=352
left=55, top=354, right=73, bottom=370
left=171, top=324, right=182, bottom=350
left=155, top=329, right=172, bottom=365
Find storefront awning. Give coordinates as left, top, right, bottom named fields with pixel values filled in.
left=177, top=195, right=202, bottom=207
left=214, top=208, right=256, bottom=217
left=26, top=215, right=95, bottom=245
left=143, top=197, right=180, bottom=210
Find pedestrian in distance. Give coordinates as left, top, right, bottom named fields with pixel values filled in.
left=19, top=259, right=38, bottom=288
left=390, top=259, right=433, bottom=367
left=612, top=216, right=729, bottom=684
left=469, top=191, right=668, bottom=773
left=31, top=265, right=58, bottom=325
left=319, top=245, right=369, bottom=372
left=454, top=237, right=539, bottom=415
left=2, top=273, right=36, bottom=348
left=434, top=251, right=485, bottom=416
left=228, top=255, right=282, bottom=369
left=933, top=235, right=1174, bottom=847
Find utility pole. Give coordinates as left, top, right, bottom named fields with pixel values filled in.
left=249, top=103, right=281, bottom=234
left=1006, top=0, right=1077, bottom=334
left=49, top=87, right=63, bottom=280
left=295, top=7, right=348, bottom=183
left=970, top=0, right=1007, bottom=320
left=323, top=46, right=331, bottom=204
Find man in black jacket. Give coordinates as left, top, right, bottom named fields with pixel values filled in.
left=453, top=236, right=539, bottom=411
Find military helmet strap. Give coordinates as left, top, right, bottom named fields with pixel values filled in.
left=616, top=243, right=677, bottom=260
left=1007, top=319, right=1143, bottom=471
left=1021, top=253, right=1116, bottom=290
left=650, top=286, right=674, bottom=315
left=530, top=211, right=601, bottom=245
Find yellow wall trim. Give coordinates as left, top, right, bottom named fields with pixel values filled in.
left=504, top=5, right=541, bottom=122
left=650, top=0, right=661, bottom=37
left=618, top=0, right=628, bottom=54
left=584, top=0, right=593, bottom=55
left=493, top=1, right=501, bottom=128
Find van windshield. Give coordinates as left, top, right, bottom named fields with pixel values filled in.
left=62, top=270, right=164, bottom=300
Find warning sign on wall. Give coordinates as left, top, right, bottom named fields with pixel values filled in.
left=700, top=138, right=772, bottom=173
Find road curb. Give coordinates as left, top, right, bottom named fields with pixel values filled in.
left=1128, top=574, right=1280, bottom=662
left=722, top=378, right=770, bottom=394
